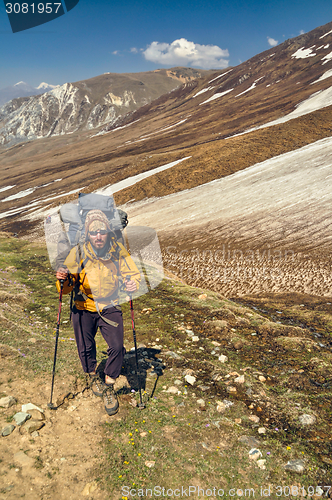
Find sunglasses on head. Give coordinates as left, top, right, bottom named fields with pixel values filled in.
left=89, top=230, right=108, bottom=236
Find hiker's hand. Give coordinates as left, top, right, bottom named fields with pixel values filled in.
left=125, top=279, right=137, bottom=292
left=56, top=267, right=69, bottom=281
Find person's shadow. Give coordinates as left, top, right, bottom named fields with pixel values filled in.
left=96, top=347, right=165, bottom=400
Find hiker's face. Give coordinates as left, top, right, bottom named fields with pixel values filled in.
left=89, top=230, right=108, bottom=249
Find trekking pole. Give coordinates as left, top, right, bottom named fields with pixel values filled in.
left=126, top=276, right=145, bottom=409
left=48, top=279, right=64, bottom=410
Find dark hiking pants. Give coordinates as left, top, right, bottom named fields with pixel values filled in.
left=71, top=306, right=125, bottom=379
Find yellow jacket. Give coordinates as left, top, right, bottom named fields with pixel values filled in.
left=56, top=240, right=141, bottom=312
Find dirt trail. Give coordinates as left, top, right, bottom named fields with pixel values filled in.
left=0, top=358, right=128, bottom=500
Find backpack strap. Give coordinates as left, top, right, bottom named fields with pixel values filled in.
left=72, top=244, right=120, bottom=327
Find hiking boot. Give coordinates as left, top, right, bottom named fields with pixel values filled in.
left=89, top=374, right=106, bottom=397
left=103, top=385, right=119, bottom=415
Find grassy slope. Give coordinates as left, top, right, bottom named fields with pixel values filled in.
left=0, top=235, right=331, bottom=498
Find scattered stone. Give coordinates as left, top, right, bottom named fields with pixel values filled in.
left=258, top=376, right=266, bottom=382
left=212, top=420, right=221, bottom=428
left=82, top=481, right=98, bottom=496
left=198, top=385, right=210, bottom=391
left=28, top=338, right=37, bottom=343
left=284, top=459, right=305, bottom=474
left=249, top=415, right=260, bottom=423
left=140, top=431, right=147, bottom=437
left=192, top=336, right=199, bottom=342
left=196, top=399, right=205, bottom=407
left=183, top=369, right=195, bottom=377
left=174, top=379, right=182, bottom=386
left=211, top=341, right=221, bottom=346
left=184, top=375, right=196, bottom=385
left=26, top=409, right=45, bottom=421
left=216, top=402, right=226, bottom=413
left=44, top=307, right=50, bottom=311
left=227, top=386, right=237, bottom=393
left=239, top=435, right=260, bottom=447
left=13, top=412, right=31, bottom=426
left=31, top=431, right=39, bottom=438
left=185, top=329, right=194, bottom=336
left=198, top=294, right=207, bottom=300
left=165, top=351, right=182, bottom=359
left=258, top=427, right=266, bottom=434
left=257, top=459, right=266, bottom=470
left=22, top=403, right=44, bottom=413
left=167, top=386, right=180, bottom=394
left=56, top=392, right=74, bottom=407
left=233, top=341, right=243, bottom=350
left=21, top=420, right=45, bottom=434
left=218, top=355, right=228, bottom=363
left=235, top=418, right=242, bottom=424
left=145, top=461, right=155, bottom=468
left=299, top=414, right=316, bottom=425
left=201, top=442, right=214, bottom=451
left=0, top=396, right=17, bottom=408
left=234, top=375, right=245, bottom=384
left=249, top=448, right=262, bottom=460
left=13, top=451, right=34, bottom=467
left=1, top=424, right=15, bottom=437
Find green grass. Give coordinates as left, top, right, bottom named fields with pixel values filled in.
left=0, top=235, right=331, bottom=497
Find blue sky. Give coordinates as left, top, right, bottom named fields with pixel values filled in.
left=0, top=0, right=332, bottom=89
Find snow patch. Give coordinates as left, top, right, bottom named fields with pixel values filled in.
left=238, top=84, right=332, bottom=136
left=0, top=185, right=16, bottom=194
left=310, top=69, right=332, bottom=84
left=1, top=188, right=36, bottom=202
left=235, top=78, right=263, bottom=98
left=192, top=86, right=215, bottom=98
left=200, top=88, right=233, bottom=104
left=0, top=188, right=84, bottom=220
left=291, top=47, right=316, bottom=59
left=320, top=29, right=332, bottom=39
left=322, top=51, right=332, bottom=65
left=208, top=69, right=232, bottom=84
left=127, top=137, right=332, bottom=239
left=96, top=157, right=192, bottom=196
left=91, top=119, right=141, bottom=138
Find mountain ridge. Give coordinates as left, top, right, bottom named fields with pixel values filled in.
left=0, top=67, right=213, bottom=146
left=0, top=81, right=59, bottom=107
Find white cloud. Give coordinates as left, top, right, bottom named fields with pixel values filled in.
left=130, top=47, right=139, bottom=53
left=267, top=37, right=278, bottom=47
left=300, top=29, right=305, bottom=35
left=143, top=38, right=229, bottom=69
left=112, top=50, right=119, bottom=55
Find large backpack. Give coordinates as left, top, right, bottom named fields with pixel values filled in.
left=55, top=192, right=128, bottom=269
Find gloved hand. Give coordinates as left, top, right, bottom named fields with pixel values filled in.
left=56, top=267, right=69, bottom=281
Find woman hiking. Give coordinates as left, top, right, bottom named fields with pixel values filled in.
left=56, top=209, right=141, bottom=415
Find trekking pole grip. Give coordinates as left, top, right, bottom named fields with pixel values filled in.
left=125, top=275, right=132, bottom=299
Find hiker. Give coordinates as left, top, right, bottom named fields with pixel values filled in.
left=56, top=209, right=141, bottom=415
